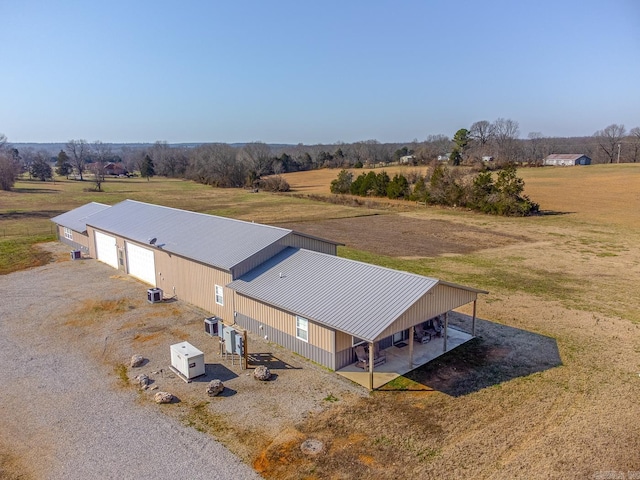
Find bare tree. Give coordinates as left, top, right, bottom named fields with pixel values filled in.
left=469, top=120, right=495, bottom=147
left=239, top=142, right=273, bottom=178
left=89, top=140, right=113, bottom=188
left=493, top=118, right=520, bottom=163
left=121, top=146, right=146, bottom=174
left=149, top=141, right=185, bottom=177
left=629, top=127, right=640, bottom=163
left=187, top=144, right=246, bottom=187
left=594, top=124, right=626, bottom=163
left=66, top=139, right=88, bottom=180
left=527, top=132, right=545, bottom=164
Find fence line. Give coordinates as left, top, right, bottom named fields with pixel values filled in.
left=1, top=224, right=56, bottom=238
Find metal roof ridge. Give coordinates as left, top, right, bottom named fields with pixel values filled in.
left=297, top=247, right=439, bottom=282
left=116, top=199, right=293, bottom=233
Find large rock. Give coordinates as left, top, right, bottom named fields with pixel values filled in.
left=134, top=374, right=150, bottom=388
left=206, top=379, right=224, bottom=397
left=130, top=354, right=145, bottom=368
left=154, top=391, right=174, bottom=404
left=253, top=365, right=271, bottom=381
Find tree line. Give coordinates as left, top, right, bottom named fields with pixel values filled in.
left=1, top=120, right=639, bottom=191
left=330, top=164, right=539, bottom=216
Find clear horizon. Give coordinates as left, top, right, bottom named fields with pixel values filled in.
left=2, top=1, right=639, bottom=144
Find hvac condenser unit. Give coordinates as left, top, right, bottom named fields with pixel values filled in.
left=147, top=288, right=163, bottom=303
left=70, top=250, right=82, bottom=260
left=170, top=341, right=205, bottom=380
left=204, top=317, right=221, bottom=336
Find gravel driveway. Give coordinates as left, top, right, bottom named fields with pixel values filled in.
left=0, top=250, right=262, bottom=480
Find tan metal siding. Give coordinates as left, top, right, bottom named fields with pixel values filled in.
left=283, top=233, right=338, bottom=255
left=374, top=283, right=478, bottom=341
left=335, top=330, right=354, bottom=351
left=235, top=312, right=335, bottom=370
left=233, top=292, right=334, bottom=352
left=154, top=251, right=234, bottom=321
left=58, top=226, right=90, bottom=251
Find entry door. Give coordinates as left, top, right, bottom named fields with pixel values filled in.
left=393, top=331, right=406, bottom=345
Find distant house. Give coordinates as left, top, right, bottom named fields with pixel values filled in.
left=437, top=154, right=450, bottom=162
left=399, top=155, right=415, bottom=164
left=482, top=156, right=494, bottom=162
left=104, top=162, right=128, bottom=176
left=543, top=154, right=591, bottom=166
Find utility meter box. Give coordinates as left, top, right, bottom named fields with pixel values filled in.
left=170, top=341, right=205, bottom=379
left=223, top=327, right=236, bottom=354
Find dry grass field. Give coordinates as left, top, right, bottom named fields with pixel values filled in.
left=1, top=164, right=640, bottom=479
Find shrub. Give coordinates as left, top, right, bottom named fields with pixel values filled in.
left=258, top=175, right=290, bottom=192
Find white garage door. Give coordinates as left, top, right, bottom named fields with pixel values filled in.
left=95, top=231, right=118, bottom=269
left=126, top=242, right=156, bottom=286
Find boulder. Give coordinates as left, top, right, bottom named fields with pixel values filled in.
left=253, top=365, right=271, bottom=381
left=134, top=374, right=150, bottom=388
left=206, top=379, right=225, bottom=397
left=154, top=391, right=174, bottom=404
left=130, top=354, right=145, bottom=368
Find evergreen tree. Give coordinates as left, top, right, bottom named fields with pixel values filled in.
left=140, top=154, right=155, bottom=181
left=55, top=150, right=72, bottom=178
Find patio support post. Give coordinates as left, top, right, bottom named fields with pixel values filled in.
left=368, top=342, right=374, bottom=391
left=409, top=326, right=414, bottom=368
left=472, top=300, right=477, bottom=336
left=443, top=312, right=448, bottom=352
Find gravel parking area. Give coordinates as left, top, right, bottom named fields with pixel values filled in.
left=0, top=243, right=364, bottom=479
left=0, top=245, right=264, bottom=480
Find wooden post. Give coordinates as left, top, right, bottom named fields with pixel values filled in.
left=443, top=312, right=448, bottom=352
left=243, top=330, right=248, bottom=370
left=472, top=300, right=477, bottom=337
left=409, top=326, right=414, bottom=368
left=369, top=341, right=374, bottom=391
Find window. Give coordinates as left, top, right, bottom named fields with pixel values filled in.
left=296, top=316, right=309, bottom=342
left=215, top=285, right=224, bottom=306
left=63, top=227, right=73, bottom=240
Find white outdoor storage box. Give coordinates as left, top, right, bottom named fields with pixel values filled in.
left=170, top=341, right=205, bottom=380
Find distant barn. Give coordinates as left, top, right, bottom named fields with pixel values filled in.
left=543, top=154, right=591, bottom=166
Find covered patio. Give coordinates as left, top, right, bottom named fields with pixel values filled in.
left=337, top=324, right=473, bottom=390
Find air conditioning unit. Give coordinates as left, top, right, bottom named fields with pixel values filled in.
left=147, top=288, right=163, bottom=303
left=70, top=250, right=82, bottom=260
left=204, top=317, right=220, bottom=336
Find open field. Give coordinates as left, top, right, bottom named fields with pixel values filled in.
left=1, top=165, right=640, bottom=479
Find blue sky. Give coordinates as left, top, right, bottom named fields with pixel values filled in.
left=1, top=0, right=638, bottom=144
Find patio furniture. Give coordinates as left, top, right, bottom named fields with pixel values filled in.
left=414, top=324, right=431, bottom=344
left=425, top=316, right=443, bottom=337
left=354, top=344, right=387, bottom=369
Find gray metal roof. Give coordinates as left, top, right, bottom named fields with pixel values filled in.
left=50, top=202, right=110, bottom=233
left=85, top=200, right=292, bottom=271
left=544, top=154, right=589, bottom=161
left=228, top=247, right=442, bottom=342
